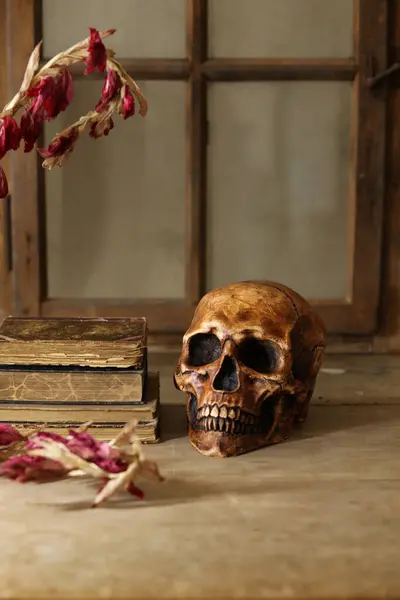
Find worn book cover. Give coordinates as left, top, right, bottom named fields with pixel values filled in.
left=0, top=372, right=159, bottom=421
left=0, top=362, right=146, bottom=403
left=2, top=372, right=161, bottom=443
left=0, top=316, right=147, bottom=368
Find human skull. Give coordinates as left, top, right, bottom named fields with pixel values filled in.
left=174, top=281, right=326, bottom=457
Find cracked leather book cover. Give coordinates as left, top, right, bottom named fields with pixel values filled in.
left=0, top=316, right=147, bottom=369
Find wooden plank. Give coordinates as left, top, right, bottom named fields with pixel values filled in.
left=202, top=58, right=357, bottom=81
left=54, top=59, right=191, bottom=81
left=348, top=0, right=388, bottom=333
left=0, top=0, right=12, bottom=318
left=185, top=0, right=207, bottom=303
left=6, top=0, right=41, bottom=316
left=372, top=0, right=400, bottom=353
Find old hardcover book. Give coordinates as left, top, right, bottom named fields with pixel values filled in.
left=0, top=372, right=159, bottom=421
left=0, top=364, right=146, bottom=403
left=3, top=372, right=161, bottom=443
left=13, top=420, right=160, bottom=443
left=34, top=420, right=160, bottom=443
left=0, top=316, right=147, bottom=369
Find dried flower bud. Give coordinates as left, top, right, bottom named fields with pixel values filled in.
left=96, top=69, right=122, bottom=112
left=20, top=106, right=43, bottom=152
left=89, top=116, right=114, bottom=139
left=53, top=67, right=74, bottom=115
left=38, top=127, right=79, bottom=168
left=27, top=67, right=73, bottom=121
left=0, top=424, right=24, bottom=446
left=84, top=28, right=107, bottom=75
left=0, top=116, right=21, bottom=159
left=119, top=86, right=135, bottom=120
left=0, top=165, right=9, bottom=199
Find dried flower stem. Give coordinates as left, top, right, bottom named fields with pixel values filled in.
left=0, top=26, right=148, bottom=189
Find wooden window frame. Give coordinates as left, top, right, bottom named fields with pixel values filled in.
left=3, top=0, right=388, bottom=336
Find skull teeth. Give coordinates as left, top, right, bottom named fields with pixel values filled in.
left=194, top=403, right=265, bottom=435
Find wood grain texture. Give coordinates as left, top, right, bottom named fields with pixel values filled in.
left=0, top=0, right=12, bottom=318
left=202, top=58, right=357, bottom=81
left=185, top=0, right=208, bottom=303
left=348, top=0, right=388, bottom=334
left=6, top=0, right=41, bottom=316
left=372, top=0, right=400, bottom=353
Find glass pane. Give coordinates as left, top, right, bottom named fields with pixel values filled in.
left=42, top=0, right=186, bottom=58
left=45, top=81, right=186, bottom=300
left=209, top=0, right=354, bottom=58
left=207, top=82, right=352, bottom=301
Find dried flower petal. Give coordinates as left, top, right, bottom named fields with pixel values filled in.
left=0, top=165, right=9, bottom=199
left=27, top=68, right=73, bottom=121
left=0, top=424, right=24, bottom=446
left=0, top=455, right=66, bottom=483
left=53, top=67, right=74, bottom=115
left=27, top=76, right=57, bottom=118
left=96, top=69, right=122, bottom=112
left=20, top=106, right=43, bottom=152
left=89, top=116, right=114, bottom=139
left=0, top=116, right=21, bottom=159
left=38, top=127, right=78, bottom=159
left=126, top=481, right=145, bottom=499
left=84, top=28, right=107, bottom=75
left=119, top=86, right=135, bottom=120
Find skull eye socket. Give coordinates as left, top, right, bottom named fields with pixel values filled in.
left=187, top=333, right=222, bottom=367
left=238, top=338, right=279, bottom=374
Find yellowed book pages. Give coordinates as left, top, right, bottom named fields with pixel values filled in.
left=14, top=421, right=160, bottom=444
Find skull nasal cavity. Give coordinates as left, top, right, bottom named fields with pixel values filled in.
left=213, top=356, right=239, bottom=392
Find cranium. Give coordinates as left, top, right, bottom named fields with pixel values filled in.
left=174, top=280, right=326, bottom=457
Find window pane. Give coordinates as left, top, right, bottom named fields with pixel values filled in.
left=42, top=0, right=186, bottom=58
left=209, top=0, right=354, bottom=58
left=45, top=81, right=186, bottom=300
left=207, top=82, right=352, bottom=301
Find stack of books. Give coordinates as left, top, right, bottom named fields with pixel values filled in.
left=0, top=316, right=160, bottom=442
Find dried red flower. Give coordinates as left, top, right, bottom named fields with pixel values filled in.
left=119, top=86, right=135, bottom=120
left=84, top=28, right=107, bottom=75
left=26, top=68, right=73, bottom=121
left=89, top=116, right=114, bottom=139
left=0, top=455, right=65, bottom=483
left=0, top=424, right=24, bottom=446
left=53, top=67, right=74, bottom=115
left=0, top=116, right=21, bottom=159
left=127, top=481, right=145, bottom=499
left=19, top=106, right=44, bottom=152
left=38, top=127, right=79, bottom=159
left=65, top=430, right=126, bottom=473
left=0, top=165, right=8, bottom=199
left=95, top=69, right=122, bottom=112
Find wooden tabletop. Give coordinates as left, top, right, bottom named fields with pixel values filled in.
left=0, top=402, right=399, bottom=599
